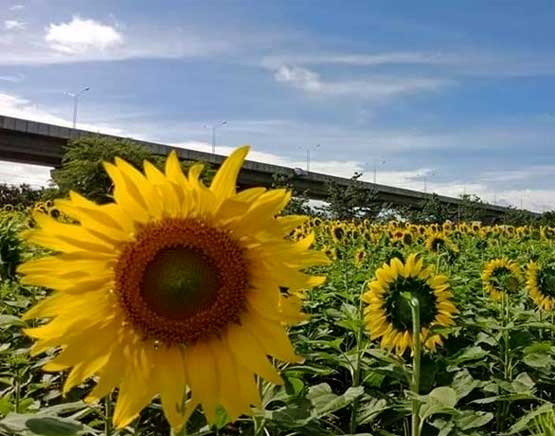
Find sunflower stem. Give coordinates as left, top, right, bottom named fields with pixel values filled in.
left=104, top=394, right=112, bottom=436
left=350, top=280, right=368, bottom=434
left=14, top=367, right=20, bottom=414
left=406, top=294, right=421, bottom=436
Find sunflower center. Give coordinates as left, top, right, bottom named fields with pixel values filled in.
left=491, top=266, right=519, bottom=293
left=115, top=219, right=248, bottom=345
left=384, top=277, right=438, bottom=331
left=431, top=238, right=445, bottom=251
left=141, top=247, right=220, bottom=319
left=538, top=267, right=555, bottom=298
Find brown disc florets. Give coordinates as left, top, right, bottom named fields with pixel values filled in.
left=114, top=218, right=248, bottom=345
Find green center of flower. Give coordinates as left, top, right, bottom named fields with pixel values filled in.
left=491, top=266, right=519, bottom=293
left=141, top=247, right=220, bottom=320
left=538, top=267, right=555, bottom=298
left=384, top=277, right=438, bottom=331
left=115, top=218, right=248, bottom=345
left=430, top=237, right=445, bottom=251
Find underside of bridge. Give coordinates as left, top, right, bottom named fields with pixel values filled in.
left=0, top=115, right=537, bottom=223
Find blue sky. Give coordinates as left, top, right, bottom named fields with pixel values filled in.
left=1, top=1, right=555, bottom=211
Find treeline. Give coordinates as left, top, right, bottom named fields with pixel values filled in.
left=1, top=135, right=553, bottom=226
left=274, top=172, right=553, bottom=226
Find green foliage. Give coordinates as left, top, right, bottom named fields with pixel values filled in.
left=411, top=194, right=452, bottom=223
left=0, top=185, right=45, bottom=210
left=0, top=212, right=25, bottom=281
left=322, top=172, right=381, bottom=220
left=271, top=172, right=317, bottom=216
left=1, top=205, right=555, bottom=434
left=50, top=135, right=163, bottom=204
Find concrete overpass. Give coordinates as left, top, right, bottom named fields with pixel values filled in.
left=0, top=115, right=533, bottom=221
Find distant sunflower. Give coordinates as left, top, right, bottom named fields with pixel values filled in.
left=331, top=225, right=345, bottom=242
left=425, top=232, right=458, bottom=253
left=19, top=147, right=328, bottom=430
left=526, top=261, right=555, bottom=311
left=362, top=254, right=457, bottom=356
left=401, top=231, right=413, bottom=246
left=354, top=247, right=366, bottom=267
left=541, top=226, right=555, bottom=241
left=482, top=258, right=521, bottom=301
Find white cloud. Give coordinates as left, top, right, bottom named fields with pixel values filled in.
left=263, top=51, right=455, bottom=69
left=263, top=50, right=555, bottom=78
left=9, top=4, right=24, bottom=11
left=273, top=64, right=451, bottom=99
left=0, top=73, right=24, bottom=82
left=45, top=16, right=123, bottom=54
left=0, top=18, right=230, bottom=65
left=274, top=65, right=322, bottom=92
left=4, top=20, right=25, bottom=31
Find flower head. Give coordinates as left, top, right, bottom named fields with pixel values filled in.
left=362, top=253, right=457, bottom=356
left=19, top=146, right=328, bottom=430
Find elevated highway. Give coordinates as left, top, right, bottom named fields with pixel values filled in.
left=0, top=115, right=531, bottom=221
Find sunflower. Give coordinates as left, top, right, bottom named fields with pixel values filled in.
left=425, top=232, right=458, bottom=253
left=331, top=224, right=345, bottom=242
left=481, top=258, right=521, bottom=301
left=362, top=254, right=457, bottom=356
left=526, top=261, right=555, bottom=311
left=354, top=247, right=366, bottom=267
left=18, top=147, right=329, bottom=430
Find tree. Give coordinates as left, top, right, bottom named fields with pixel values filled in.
left=407, top=193, right=452, bottom=223
left=51, top=136, right=161, bottom=203
left=0, top=184, right=46, bottom=209
left=271, top=172, right=316, bottom=216
left=51, top=135, right=215, bottom=204
left=321, top=172, right=381, bottom=220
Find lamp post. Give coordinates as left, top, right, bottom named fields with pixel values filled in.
left=66, top=87, right=90, bottom=129
left=204, top=121, right=227, bottom=154
left=298, top=144, right=320, bottom=172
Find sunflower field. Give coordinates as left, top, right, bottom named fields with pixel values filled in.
left=1, top=148, right=555, bottom=436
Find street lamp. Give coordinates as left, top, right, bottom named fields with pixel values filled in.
left=204, top=121, right=227, bottom=154
left=298, top=144, right=320, bottom=172
left=66, top=87, right=90, bottom=129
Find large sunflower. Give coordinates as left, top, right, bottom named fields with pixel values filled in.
left=18, top=147, right=328, bottom=430
left=526, top=261, right=555, bottom=311
left=481, top=258, right=521, bottom=301
left=362, top=254, right=457, bottom=356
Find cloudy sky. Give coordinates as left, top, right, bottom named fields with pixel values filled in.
left=1, top=1, right=555, bottom=211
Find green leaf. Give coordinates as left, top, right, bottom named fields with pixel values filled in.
left=357, top=398, right=389, bottom=425
left=429, top=387, right=458, bottom=408
left=0, top=413, right=84, bottom=436
left=511, top=372, right=535, bottom=393
left=456, top=411, right=493, bottom=430
left=448, top=346, right=488, bottom=367
left=0, top=396, right=12, bottom=416
left=0, top=315, right=24, bottom=328
left=419, top=387, right=458, bottom=421
left=451, top=369, right=481, bottom=401
left=307, top=383, right=364, bottom=418
left=523, top=352, right=554, bottom=369
left=507, top=402, right=555, bottom=434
